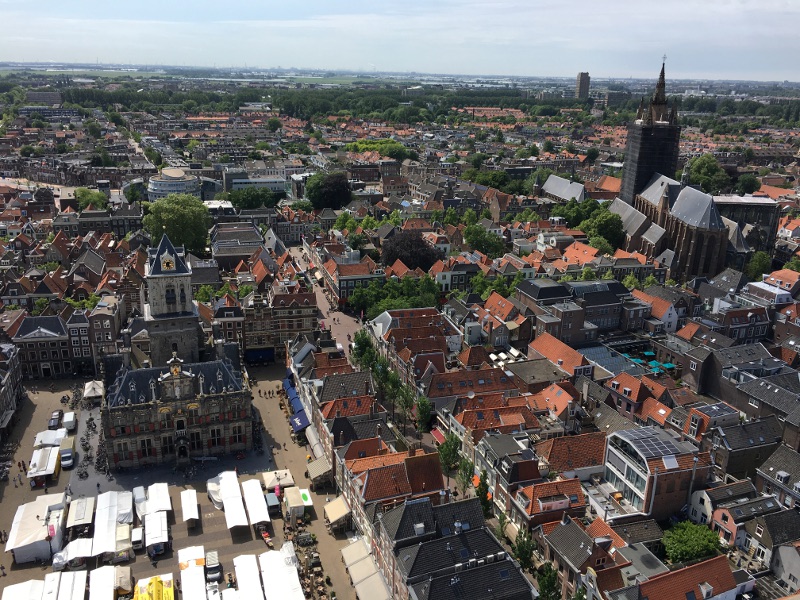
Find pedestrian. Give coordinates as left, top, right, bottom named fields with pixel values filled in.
left=96, top=482, right=100, bottom=492
left=68, top=484, right=72, bottom=495
left=17, top=461, right=21, bottom=470
left=44, top=486, right=48, bottom=494
left=1, top=564, right=5, bottom=576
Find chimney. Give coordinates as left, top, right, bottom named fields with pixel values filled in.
left=121, top=348, right=131, bottom=369
left=336, top=409, right=341, bottom=419
left=408, top=447, right=416, bottom=458
left=122, top=328, right=131, bottom=348
left=215, top=338, right=225, bottom=359
left=376, top=423, right=383, bottom=438
left=338, top=430, right=344, bottom=446
left=370, top=398, right=376, bottom=418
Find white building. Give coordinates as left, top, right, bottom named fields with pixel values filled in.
left=146, top=167, right=201, bottom=201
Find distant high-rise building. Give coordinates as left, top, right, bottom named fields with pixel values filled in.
left=575, top=72, right=590, bottom=100
left=620, top=63, right=681, bottom=205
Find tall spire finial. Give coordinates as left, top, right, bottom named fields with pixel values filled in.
left=653, top=60, right=667, bottom=105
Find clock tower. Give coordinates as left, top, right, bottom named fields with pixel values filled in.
left=142, top=234, right=202, bottom=366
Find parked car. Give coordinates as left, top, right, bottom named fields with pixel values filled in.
left=205, top=550, right=223, bottom=583
left=48, top=410, right=63, bottom=430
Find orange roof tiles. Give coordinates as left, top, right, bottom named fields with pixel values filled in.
left=637, top=555, right=735, bottom=600
left=535, top=432, right=606, bottom=473
left=528, top=333, right=588, bottom=375
left=515, top=478, right=585, bottom=516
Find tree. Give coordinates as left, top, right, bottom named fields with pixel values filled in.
left=351, top=330, right=377, bottom=370
left=142, top=193, right=211, bottom=253
left=267, top=117, right=282, bottom=132
left=396, top=384, right=416, bottom=434
left=124, top=185, right=141, bottom=204
left=381, top=230, right=442, bottom=271
left=75, top=187, right=108, bottom=211
left=291, top=200, right=314, bottom=212
left=735, top=173, right=761, bottom=195
left=195, top=285, right=214, bottom=303
left=663, top=521, right=721, bottom=563
left=622, top=273, right=641, bottom=290
left=415, top=396, right=432, bottom=432
left=438, top=433, right=461, bottom=483
left=642, top=274, right=660, bottom=288
left=456, top=459, right=474, bottom=498
left=578, top=267, right=597, bottom=281
left=495, top=511, right=509, bottom=542
left=588, top=235, right=614, bottom=256
left=238, top=284, right=254, bottom=298
left=785, top=257, right=800, bottom=272
left=585, top=147, right=600, bottom=162
left=228, top=187, right=277, bottom=210
left=537, top=563, right=560, bottom=600
left=464, top=224, right=505, bottom=258
left=476, top=469, right=492, bottom=517
left=745, top=250, right=772, bottom=280
left=32, top=297, right=50, bottom=316
left=688, top=154, right=731, bottom=194
left=542, top=140, right=555, bottom=153
left=572, top=586, right=587, bottom=600
left=304, top=171, right=352, bottom=210
left=514, top=526, right=535, bottom=572
left=348, top=233, right=367, bottom=251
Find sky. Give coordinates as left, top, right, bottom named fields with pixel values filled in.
left=1, top=0, right=798, bottom=81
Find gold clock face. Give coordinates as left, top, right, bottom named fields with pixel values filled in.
left=171, top=364, right=180, bottom=376
left=162, top=258, right=175, bottom=270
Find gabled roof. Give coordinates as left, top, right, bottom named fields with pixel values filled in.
left=535, top=432, right=606, bottom=473
left=636, top=555, right=736, bottom=600
left=528, top=332, right=588, bottom=374
left=148, top=234, right=190, bottom=276
left=515, top=478, right=584, bottom=516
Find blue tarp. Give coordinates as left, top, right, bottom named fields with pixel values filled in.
left=631, top=358, right=645, bottom=364
left=283, top=378, right=294, bottom=391
left=643, top=351, right=655, bottom=356
left=663, top=362, right=676, bottom=369
left=290, top=396, right=304, bottom=414
left=648, top=360, right=661, bottom=367
left=290, top=410, right=310, bottom=432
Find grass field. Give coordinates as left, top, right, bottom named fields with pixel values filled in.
left=0, top=68, right=169, bottom=79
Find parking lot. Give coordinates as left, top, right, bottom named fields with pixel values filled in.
left=0, top=370, right=357, bottom=599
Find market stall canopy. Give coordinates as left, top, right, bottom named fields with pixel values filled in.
left=178, top=545, right=205, bottom=570
left=298, top=488, right=314, bottom=507
left=66, top=495, right=95, bottom=529
left=133, top=573, right=174, bottom=600
left=180, top=489, right=199, bottom=523
left=1, top=580, right=44, bottom=600
left=83, top=380, right=105, bottom=399
left=259, top=546, right=304, bottom=600
left=34, top=428, right=67, bottom=448
left=53, top=537, right=93, bottom=569
left=261, top=470, right=294, bottom=489
left=180, top=565, right=207, bottom=600
left=233, top=554, right=265, bottom=600
left=144, top=511, right=169, bottom=548
left=27, top=446, right=60, bottom=478
left=354, top=572, right=392, bottom=600
left=58, top=570, right=88, bottom=600
left=242, top=479, right=270, bottom=525
left=89, top=565, right=116, bottom=600
left=324, top=496, right=351, bottom=525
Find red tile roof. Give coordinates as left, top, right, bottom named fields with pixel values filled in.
left=631, top=289, right=674, bottom=320
left=516, top=478, right=585, bottom=516
left=528, top=333, right=588, bottom=375
left=585, top=517, right=626, bottom=550
left=535, top=432, right=606, bottom=473
left=636, top=555, right=736, bottom=600
left=604, top=372, right=653, bottom=404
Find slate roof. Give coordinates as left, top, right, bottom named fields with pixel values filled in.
left=396, top=528, right=504, bottom=579
left=759, top=445, right=800, bottom=490
left=13, top=315, right=67, bottom=339
left=409, top=558, right=533, bottom=600
left=542, top=174, right=585, bottom=202
left=610, top=519, right=663, bottom=545
left=759, top=509, right=800, bottom=546
left=671, top=186, right=725, bottom=230
left=711, top=415, right=783, bottom=451
left=738, top=371, right=800, bottom=415
left=317, top=372, right=374, bottom=403
left=639, top=174, right=681, bottom=207
left=515, top=278, right=571, bottom=302
left=544, top=517, right=595, bottom=571
left=705, top=480, right=757, bottom=504
left=147, top=234, right=190, bottom=276
left=380, top=497, right=437, bottom=543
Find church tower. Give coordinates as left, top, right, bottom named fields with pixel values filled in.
left=620, top=62, right=681, bottom=204
left=143, top=234, right=201, bottom=366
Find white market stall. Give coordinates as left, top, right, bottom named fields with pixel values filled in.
left=242, top=479, right=271, bottom=526
left=261, top=469, right=295, bottom=490
left=180, top=488, right=199, bottom=525
left=259, top=545, right=304, bottom=600
left=65, top=496, right=95, bottom=531
left=233, top=554, right=265, bottom=600
left=27, top=446, right=61, bottom=487
left=1, top=580, right=44, bottom=600
left=133, top=482, right=172, bottom=519
left=209, top=471, right=248, bottom=529
left=52, top=537, right=93, bottom=571
left=92, top=492, right=121, bottom=558
left=83, top=380, right=104, bottom=405
left=144, top=511, right=170, bottom=556
left=89, top=565, right=115, bottom=600
left=57, top=570, right=88, bottom=600
left=6, top=494, right=66, bottom=564
left=323, top=496, right=351, bottom=529
left=180, top=565, right=207, bottom=599
left=43, top=571, right=62, bottom=600
left=177, top=545, right=205, bottom=569
left=34, top=428, right=67, bottom=449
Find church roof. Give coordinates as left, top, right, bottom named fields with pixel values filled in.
left=639, top=174, right=680, bottom=207
left=147, top=234, right=190, bottom=276
left=671, top=186, right=725, bottom=230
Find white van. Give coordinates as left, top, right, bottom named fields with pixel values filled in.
left=131, top=527, right=144, bottom=551
left=59, top=436, right=76, bottom=469
left=63, top=412, right=77, bottom=432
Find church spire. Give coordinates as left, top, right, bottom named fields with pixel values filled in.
left=653, top=61, right=667, bottom=105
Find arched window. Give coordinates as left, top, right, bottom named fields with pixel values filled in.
left=165, top=286, right=176, bottom=307
left=179, top=286, right=186, bottom=305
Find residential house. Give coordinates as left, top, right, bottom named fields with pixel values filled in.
left=742, top=509, right=800, bottom=571
left=711, top=493, right=781, bottom=547
left=756, top=444, right=800, bottom=509
left=528, top=333, right=594, bottom=380
left=534, top=432, right=606, bottom=481
left=699, top=415, right=783, bottom=480
left=508, top=478, right=586, bottom=532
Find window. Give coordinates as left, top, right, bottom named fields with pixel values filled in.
left=210, top=428, right=222, bottom=448
left=162, top=436, right=175, bottom=455
left=722, top=513, right=729, bottom=523
left=140, top=438, right=155, bottom=458
left=755, top=524, right=763, bottom=537
left=749, top=398, right=760, bottom=408
left=690, top=361, right=697, bottom=371
left=116, top=442, right=129, bottom=454
left=232, top=425, right=244, bottom=444
left=190, top=431, right=203, bottom=451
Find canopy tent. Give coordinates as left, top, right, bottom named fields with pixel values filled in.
left=27, top=446, right=61, bottom=479
left=89, top=565, right=116, bottom=600
left=83, top=380, right=105, bottom=398
left=643, top=351, right=656, bottom=356
left=53, top=537, right=93, bottom=570
left=289, top=395, right=304, bottom=414
left=354, top=572, right=392, bottom=600
left=233, top=554, right=265, bottom=600
left=242, top=479, right=271, bottom=525
left=6, top=494, right=66, bottom=565
left=1, top=581, right=44, bottom=600
left=306, top=456, right=332, bottom=481
left=144, top=511, right=169, bottom=549
left=115, top=491, right=133, bottom=524
left=430, top=428, right=445, bottom=444
left=213, top=470, right=248, bottom=529
left=631, top=358, right=645, bottom=364
left=93, top=492, right=123, bottom=557
left=341, top=538, right=371, bottom=568
left=34, top=428, right=67, bottom=448
left=648, top=360, right=661, bottom=367
left=324, top=496, right=351, bottom=525
left=287, top=387, right=299, bottom=400
left=298, top=488, right=314, bottom=507
left=44, top=572, right=62, bottom=599
left=261, top=470, right=295, bottom=489
left=58, top=570, right=88, bottom=600
left=180, top=489, right=199, bottom=522
left=132, top=483, right=171, bottom=519
left=290, top=410, right=310, bottom=432
left=133, top=573, right=175, bottom=600
left=259, top=547, right=304, bottom=600
left=66, top=495, right=95, bottom=529
left=177, top=545, right=205, bottom=569
left=180, top=566, right=207, bottom=600
left=221, top=590, right=239, bottom=600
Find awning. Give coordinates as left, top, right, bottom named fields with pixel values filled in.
left=354, top=572, right=391, bottom=600
left=283, top=378, right=294, bottom=391
left=285, top=368, right=294, bottom=379
left=341, top=538, right=370, bottom=568
left=289, top=396, right=304, bottom=414
left=287, top=387, right=298, bottom=399
left=648, top=360, right=661, bottom=367
left=306, top=456, right=332, bottom=481
left=349, top=555, right=378, bottom=586
left=303, top=421, right=325, bottom=459
left=663, top=362, right=676, bottom=369
left=290, top=410, right=310, bottom=433
left=643, top=351, right=655, bottom=356
left=324, top=496, right=351, bottom=524
left=180, top=489, right=199, bottom=522
left=430, top=428, right=445, bottom=444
